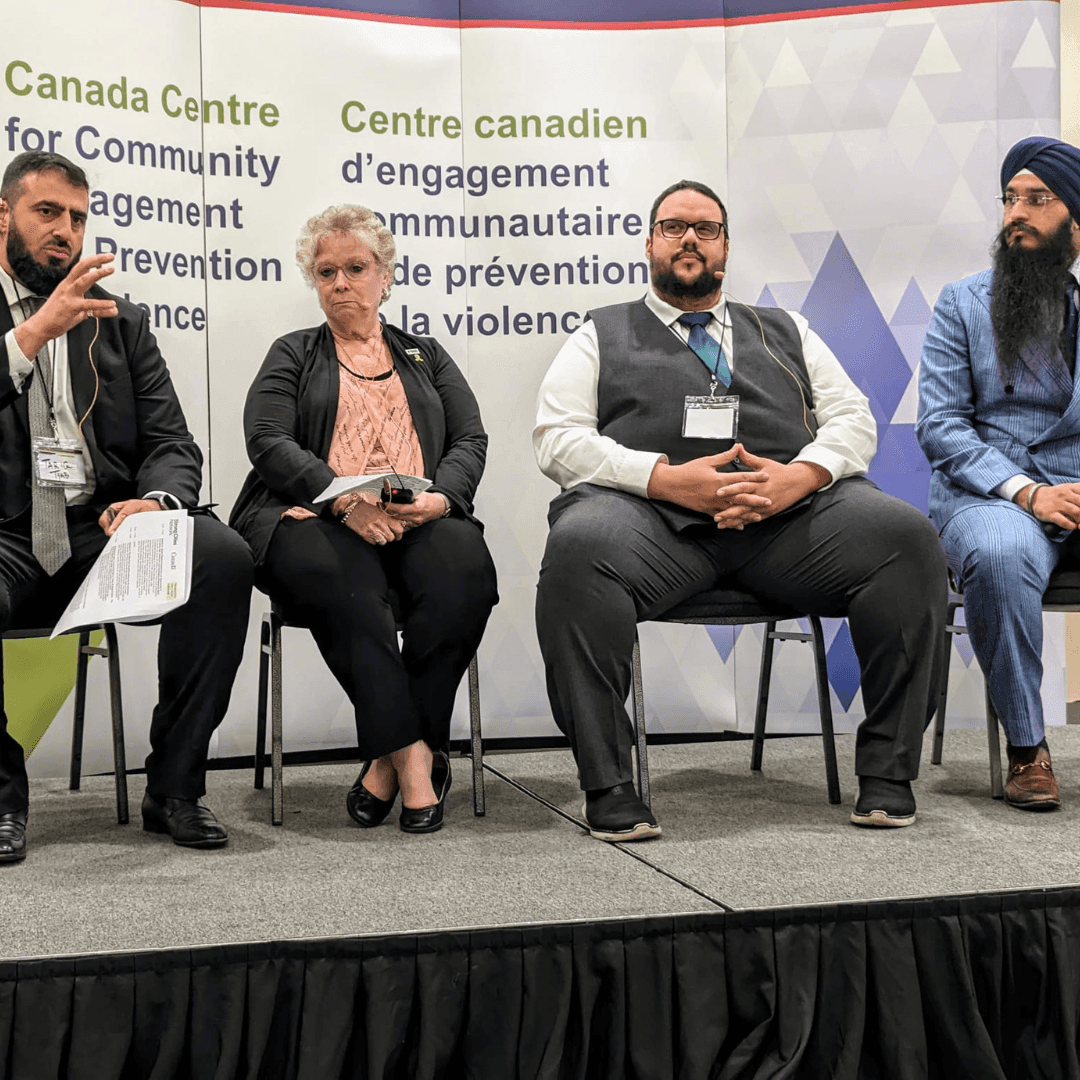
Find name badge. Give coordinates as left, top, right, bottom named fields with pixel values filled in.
left=683, top=395, right=739, bottom=440
left=31, top=437, right=87, bottom=488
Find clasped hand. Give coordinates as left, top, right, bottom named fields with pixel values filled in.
left=338, top=492, right=446, bottom=545
left=646, top=444, right=830, bottom=530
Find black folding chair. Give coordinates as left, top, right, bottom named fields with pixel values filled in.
left=254, top=602, right=485, bottom=826
left=0, top=622, right=127, bottom=823
left=631, top=586, right=841, bottom=807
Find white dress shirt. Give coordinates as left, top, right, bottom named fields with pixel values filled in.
left=1, top=262, right=96, bottom=504
left=533, top=287, right=877, bottom=497
left=992, top=253, right=1080, bottom=503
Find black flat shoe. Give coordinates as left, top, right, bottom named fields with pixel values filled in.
left=346, top=760, right=398, bottom=827
left=399, top=751, right=452, bottom=834
left=142, top=792, right=228, bottom=848
left=0, top=810, right=27, bottom=863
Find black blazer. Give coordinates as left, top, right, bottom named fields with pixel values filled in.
left=0, top=287, right=203, bottom=523
left=229, top=321, right=488, bottom=565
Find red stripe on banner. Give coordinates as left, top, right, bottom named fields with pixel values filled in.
left=178, top=0, right=1054, bottom=27
left=175, top=0, right=460, bottom=25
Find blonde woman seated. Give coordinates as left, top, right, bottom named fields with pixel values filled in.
left=231, top=206, right=498, bottom=832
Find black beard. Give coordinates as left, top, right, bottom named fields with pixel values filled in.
left=6, top=226, right=75, bottom=296
left=652, top=258, right=719, bottom=299
left=990, top=217, right=1076, bottom=380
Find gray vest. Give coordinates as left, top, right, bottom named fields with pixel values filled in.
left=588, top=298, right=818, bottom=529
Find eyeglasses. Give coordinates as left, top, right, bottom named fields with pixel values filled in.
left=653, top=218, right=726, bottom=240
left=997, top=193, right=1061, bottom=209
left=314, top=261, right=372, bottom=282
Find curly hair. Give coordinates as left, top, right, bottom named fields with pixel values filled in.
left=295, top=205, right=396, bottom=303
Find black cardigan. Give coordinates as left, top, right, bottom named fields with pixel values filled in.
left=229, top=321, right=487, bottom=565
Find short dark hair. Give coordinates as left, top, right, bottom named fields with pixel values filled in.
left=1, top=152, right=89, bottom=206
left=649, top=179, right=728, bottom=237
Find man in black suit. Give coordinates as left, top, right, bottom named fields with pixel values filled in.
left=0, top=151, right=253, bottom=859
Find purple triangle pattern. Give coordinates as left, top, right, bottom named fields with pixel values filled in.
left=706, top=624, right=739, bottom=662
left=867, top=424, right=932, bottom=515
left=799, top=234, right=913, bottom=427
left=890, top=278, right=932, bottom=328
left=825, top=621, right=861, bottom=712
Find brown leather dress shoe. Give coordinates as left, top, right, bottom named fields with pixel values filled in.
left=1005, top=744, right=1061, bottom=811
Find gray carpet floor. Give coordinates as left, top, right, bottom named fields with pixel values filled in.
left=5, top=728, right=1080, bottom=960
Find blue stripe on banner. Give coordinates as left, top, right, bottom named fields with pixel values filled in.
left=189, top=0, right=1023, bottom=24
left=458, top=0, right=721, bottom=20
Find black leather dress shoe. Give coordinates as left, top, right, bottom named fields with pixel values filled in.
left=399, top=751, right=452, bottom=834
left=0, top=810, right=27, bottom=863
left=141, top=792, right=228, bottom=848
left=346, top=760, right=397, bottom=827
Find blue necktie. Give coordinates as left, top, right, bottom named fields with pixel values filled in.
left=677, top=312, right=732, bottom=388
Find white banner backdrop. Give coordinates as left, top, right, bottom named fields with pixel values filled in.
left=3, top=0, right=1062, bottom=779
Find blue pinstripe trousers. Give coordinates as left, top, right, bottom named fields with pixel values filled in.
left=941, top=502, right=1075, bottom=746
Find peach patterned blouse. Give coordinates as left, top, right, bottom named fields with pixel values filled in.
left=282, top=361, right=426, bottom=520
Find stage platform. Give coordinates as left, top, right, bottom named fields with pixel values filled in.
left=5, top=730, right=1080, bottom=1078
left=5, top=729, right=1080, bottom=957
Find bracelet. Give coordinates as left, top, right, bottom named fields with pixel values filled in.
left=343, top=500, right=366, bottom=528
left=337, top=493, right=363, bottom=523
left=1025, top=482, right=1049, bottom=516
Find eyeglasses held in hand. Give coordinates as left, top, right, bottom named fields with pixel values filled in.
left=654, top=218, right=726, bottom=240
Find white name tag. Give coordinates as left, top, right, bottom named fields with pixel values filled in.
left=31, top=437, right=87, bottom=488
left=683, top=395, right=739, bottom=440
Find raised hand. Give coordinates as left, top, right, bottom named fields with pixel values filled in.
left=14, top=254, right=119, bottom=359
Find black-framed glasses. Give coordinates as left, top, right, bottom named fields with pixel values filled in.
left=314, top=261, right=372, bottom=282
left=654, top=218, right=726, bottom=240
left=996, top=193, right=1061, bottom=210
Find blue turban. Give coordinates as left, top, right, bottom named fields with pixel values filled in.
left=1001, top=136, right=1080, bottom=223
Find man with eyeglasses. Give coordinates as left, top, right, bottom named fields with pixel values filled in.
left=918, top=137, right=1080, bottom=811
left=534, top=179, right=945, bottom=841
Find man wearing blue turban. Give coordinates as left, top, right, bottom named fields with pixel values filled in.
left=918, top=136, right=1080, bottom=810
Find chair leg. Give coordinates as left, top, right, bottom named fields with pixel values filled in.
left=809, top=616, right=841, bottom=806
left=468, top=654, right=485, bottom=817
left=271, top=615, right=284, bottom=826
left=985, top=688, right=1004, bottom=799
left=631, top=634, right=651, bottom=809
left=255, top=613, right=270, bottom=790
left=931, top=600, right=962, bottom=766
left=69, top=631, right=91, bottom=791
left=751, top=622, right=778, bottom=773
left=104, top=624, right=128, bottom=825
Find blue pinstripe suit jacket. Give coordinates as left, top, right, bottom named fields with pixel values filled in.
left=917, top=269, right=1080, bottom=539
